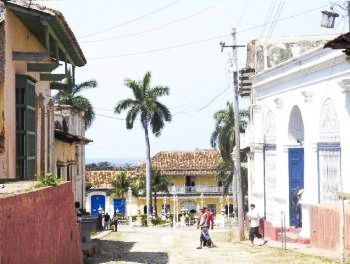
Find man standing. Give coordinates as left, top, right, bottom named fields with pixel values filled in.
left=196, top=207, right=210, bottom=249
left=246, top=204, right=266, bottom=246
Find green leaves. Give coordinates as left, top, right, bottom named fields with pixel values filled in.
left=115, top=71, right=172, bottom=136
left=53, top=72, right=98, bottom=130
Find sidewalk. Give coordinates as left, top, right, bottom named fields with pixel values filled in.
left=257, top=239, right=340, bottom=263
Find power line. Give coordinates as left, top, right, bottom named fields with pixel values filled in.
left=87, top=2, right=338, bottom=61
left=79, top=0, right=181, bottom=39
left=82, top=1, right=226, bottom=43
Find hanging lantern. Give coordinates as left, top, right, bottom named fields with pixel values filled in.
left=321, top=10, right=339, bottom=28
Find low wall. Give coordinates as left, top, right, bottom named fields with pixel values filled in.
left=310, top=204, right=350, bottom=251
left=0, top=182, right=83, bottom=264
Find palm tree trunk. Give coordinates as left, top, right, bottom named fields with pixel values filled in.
left=143, top=121, right=152, bottom=224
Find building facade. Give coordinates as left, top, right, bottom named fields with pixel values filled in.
left=0, top=0, right=86, bottom=180
left=54, top=104, right=91, bottom=207
left=246, top=36, right=350, bottom=241
left=86, top=150, right=235, bottom=221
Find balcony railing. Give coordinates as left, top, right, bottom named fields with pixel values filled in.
left=170, top=185, right=232, bottom=194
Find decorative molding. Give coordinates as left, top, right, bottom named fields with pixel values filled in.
left=252, top=104, right=262, bottom=113
left=338, top=79, right=350, bottom=93
left=273, top=98, right=283, bottom=109
left=301, top=90, right=313, bottom=102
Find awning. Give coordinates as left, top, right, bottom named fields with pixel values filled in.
left=55, top=129, right=92, bottom=144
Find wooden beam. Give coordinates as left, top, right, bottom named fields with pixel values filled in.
left=13, top=52, right=48, bottom=61
left=44, top=24, right=50, bottom=55
left=50, top=82, right=70, bottom=90
left=27, top=63, right=60, bottom=72
left=40, top=20, right=75, bottom=66
left=40, top=73, right=66, bottom=81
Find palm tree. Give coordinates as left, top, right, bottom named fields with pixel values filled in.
left=109, top=171, right=130, bottom=216
left=210, top=102, right=249, bottom=192
left=115, top=71, right=172, bottom=222
left=139, top=168, right=170, bottom=216
left=53, top=72, right=97, bottom=129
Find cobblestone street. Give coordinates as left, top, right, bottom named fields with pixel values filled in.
left=85, top=227, right=335, bottom=264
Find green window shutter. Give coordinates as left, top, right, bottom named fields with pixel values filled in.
left=16, top=75, right=36, bottom=180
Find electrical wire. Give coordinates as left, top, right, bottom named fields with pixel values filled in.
left=87, top=2, right=339, bottom=61
left=264, top=0, right=285, bottom=47
left=79, top=0, right=181, bottom=39
left=259, top=0, right=277, bottom=38
left=82, top=1, right=226, bottom=43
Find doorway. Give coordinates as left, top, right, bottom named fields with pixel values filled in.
left=288, top=148, right=304, bottom=227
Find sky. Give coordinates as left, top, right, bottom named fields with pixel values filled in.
left=40, top=0, right=347, bottom=161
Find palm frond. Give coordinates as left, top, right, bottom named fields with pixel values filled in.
left=125, top=105, right=140, bottom=129
left=148, top=86, right=169, bottom=98
left=73, top=80, right=97, bottom=94
left=114, top=98, right=138, bottom=114
left=155, top=102, right=172, bottom=122
left=124, top=79, right=143, bottom=100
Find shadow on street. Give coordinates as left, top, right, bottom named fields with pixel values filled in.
left=85, top=239, right=169, bottom=264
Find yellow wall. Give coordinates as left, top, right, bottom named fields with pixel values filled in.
left=137, top=196, right=225, bottom=217
left=3, top=10, right=51, bottom=178
left=170, top=174, right=218, bottom=187
left=55, top=140, right=76, bottom=162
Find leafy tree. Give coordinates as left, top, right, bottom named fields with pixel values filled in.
left=210, top=102, right=249, bottom=193
left=53, top=72, right=97, bottom=130
left=115, top=71, right=172, bottom=220
left=109, top=171, right=130, bottom=216
left=139, top=168, right=171, bottom=216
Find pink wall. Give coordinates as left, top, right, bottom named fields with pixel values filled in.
left=310, top=205, right=350, bottom=250
left=0, top=182, right=83, bottom=264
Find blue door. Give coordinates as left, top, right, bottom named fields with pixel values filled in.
left=91, top=195, right=105, bottom=216
left=288, top=148, right=304, bottom=227
left=113, top=198, right=125, bottom=215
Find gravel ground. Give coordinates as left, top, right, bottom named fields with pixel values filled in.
left=85, top=226, right=335, bottom=264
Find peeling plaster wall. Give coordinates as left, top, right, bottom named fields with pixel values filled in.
left=0, top=182, right=83, bottom=264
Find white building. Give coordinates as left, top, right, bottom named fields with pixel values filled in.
left=246, top=35, right=350, bottom=242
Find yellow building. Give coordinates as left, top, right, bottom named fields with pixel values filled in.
left=54, top=104, right=92, bottom=206
left=0, top=1, right=86, bottom=180
left=137, top=149, right=233, bottom=220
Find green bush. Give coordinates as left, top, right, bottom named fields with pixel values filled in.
left=141, top=214, right=147, bottom=226
left=151, top=217, right=167, bottom=226
left=38, top=173, right=60, bottom=187
left=85, top=181, right=93, bottom=190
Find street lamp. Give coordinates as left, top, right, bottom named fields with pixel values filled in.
left=163, top=196, right=167, bottom=218
left=172, top=186, right=176, bottom=228
left=321, top=9, right=339, bottom=28
left=128, top=187, right=132, bottom=227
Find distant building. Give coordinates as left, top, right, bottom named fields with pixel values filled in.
left=85, top=150, right=233, bottom=221
left=245, top=35, right=350, bottom=243
left=0, top=0, right=86, bottom=180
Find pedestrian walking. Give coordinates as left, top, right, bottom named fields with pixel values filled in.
left=196, top=206, right=214, bottom=249
left=292, top=186, right=303, bottom=228
left=246, top=204, right=267, bottom=246
left=104, top=212, right=111, bottom=230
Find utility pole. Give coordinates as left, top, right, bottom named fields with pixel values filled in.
left=220, top=28, right=245, bottom=240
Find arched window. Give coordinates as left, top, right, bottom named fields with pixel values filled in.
left=288, top=106, right=304, bottom=144
left=318, top=98, right=341, bottom=203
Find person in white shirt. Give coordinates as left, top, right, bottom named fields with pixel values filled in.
left=246, top=204, right=266, bottom=246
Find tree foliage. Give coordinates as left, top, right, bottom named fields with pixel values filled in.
left=53, top=71, right=97, bottom=130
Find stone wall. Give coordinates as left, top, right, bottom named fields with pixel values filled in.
left=0, top=182, right=83, bottom=264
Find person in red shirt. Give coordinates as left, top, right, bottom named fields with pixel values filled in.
left=204, top=207, right=216, bottom=247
